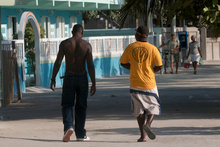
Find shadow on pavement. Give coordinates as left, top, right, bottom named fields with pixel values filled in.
left=0, top=65, right=220, bottom=121
left=95, top=126, right=220, bottom=136
left=0, top=136, right=61, bottom=142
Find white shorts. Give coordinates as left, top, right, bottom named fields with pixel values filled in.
left=190, top=53, right=200, bottom=62
left=130, top=86, right=161, bottom=117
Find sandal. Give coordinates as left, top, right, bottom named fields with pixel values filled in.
left=137, top=138, right=146, bottom=142
left=143, top=125, right=156, bottom=140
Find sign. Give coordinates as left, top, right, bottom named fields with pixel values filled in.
left=178, top=31, right=188, bottom=50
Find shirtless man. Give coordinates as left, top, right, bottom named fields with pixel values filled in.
left=50, top=24, right=96, bottom=142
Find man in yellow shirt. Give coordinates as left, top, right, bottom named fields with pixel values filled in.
left=120, top=26, right=162, bottom=142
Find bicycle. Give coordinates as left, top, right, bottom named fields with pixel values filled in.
left=162, top=50, right=170, bottom=74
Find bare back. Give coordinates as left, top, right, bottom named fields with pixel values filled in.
left=60, top=37, right=92, bottom=75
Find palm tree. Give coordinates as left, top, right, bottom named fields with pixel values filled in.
left=119, top=0, right=167, bottom=28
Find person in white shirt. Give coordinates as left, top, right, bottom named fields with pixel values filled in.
left=187, top=35, right=202, bottom=74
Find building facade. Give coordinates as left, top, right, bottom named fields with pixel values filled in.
left=0, top=0, right=124, bottom=107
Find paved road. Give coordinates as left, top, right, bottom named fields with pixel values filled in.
left=0, top=64, right=220, bottom=147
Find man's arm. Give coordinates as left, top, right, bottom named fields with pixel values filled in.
left=171, top=45, right=179, bottom=52
left=157, top=44, right=166, bottom=49
left=153, top=47, right=163, bottom=73
left=121, top=63, right=130, bottom=70
left=154, top=66, right=162, bottom=73
left=50, top=42, right=65, bottom=91
left=86, top=44, right=96, bottom=96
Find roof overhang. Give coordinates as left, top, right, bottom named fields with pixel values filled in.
left=0, top=0, right=124, bottom=11
left=0, top=0, right=27, bottom=6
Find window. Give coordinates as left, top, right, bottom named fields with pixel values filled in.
left=56, top=16, right=65, bottom=38
left=41, top=16, right=51, bottom=38
left=70, top=16, right=77, bottom=31
left=8, top=16, right=18, bottom=40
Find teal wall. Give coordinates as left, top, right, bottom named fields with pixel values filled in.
left=40, top=56, right=130, bottom=88
left=14, top=66, right=26, bottom=94
left=0, top=7, right=82, bottom=93
left=40, top=62, right=65, bottom=88
left=93, top=56, right=129, bottom=78
left=84, top=28, right=162, bottom=37
left=1, top=7, right=82, bottom=39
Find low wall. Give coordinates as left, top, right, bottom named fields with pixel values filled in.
left=40, top=62, right=65, bottom=88
left=39, top=36, right=136, bottom=88
left=206, top=38, right=220, bottom=61
left=40, top=56, right=130, bottom=88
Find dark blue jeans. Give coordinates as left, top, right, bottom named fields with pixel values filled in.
left=62, top=74, right=88, bottom=138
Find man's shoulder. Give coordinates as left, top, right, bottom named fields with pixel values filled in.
left=146, top=42, right=156, bottom=47
left=81, top=39, right=91, bottom=46
left=61, top=38, right=72, bottom=44
left=129, top=42, right=137, bottom=46
left=60, top=38, right=72, bottom=48
left=125, top=42, right=136, bottom=50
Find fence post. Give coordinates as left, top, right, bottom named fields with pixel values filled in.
left=15, top=60, right=22, bottom=102
left=2, top=43, right=16, bottom=106
left=13, top=41, right=22, bottom=102
left=200, top=27, right=207, bottom=60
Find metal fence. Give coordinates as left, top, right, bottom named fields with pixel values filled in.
left=39, top=35, right=159, bottom=62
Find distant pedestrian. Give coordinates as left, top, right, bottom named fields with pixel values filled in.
left=120, top=26, right=162, bottom=142
left=158, top=34, right=180, bottom=74
left=187, top=35, right=202, bottom=74
left=50, top=24, right=96, bottom=142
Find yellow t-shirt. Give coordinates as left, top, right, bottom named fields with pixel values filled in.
left=120, top=41, right=162, bottom=89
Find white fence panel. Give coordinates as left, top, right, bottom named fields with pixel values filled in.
left=39, top=35, right=158, bottom=61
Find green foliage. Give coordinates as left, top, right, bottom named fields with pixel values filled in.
left=24, top=22, right=45, bottom=74
left=164, top=0, right=220, bottom=37
left=200, top=1, right=220, bottom=37
left=12, top=33, right=18, bottom=39
left=119, top=0, right=148, bottom=27
left=119, top=0, right=219, bottom=37
left=82, top=10, right=99, bottom=24
left=82, top=0, right=219, bottom=37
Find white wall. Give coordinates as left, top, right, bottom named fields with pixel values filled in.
left=206, top=38, right=220, bottom=60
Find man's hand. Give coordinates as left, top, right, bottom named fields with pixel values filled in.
left=50, top=81, right=56, bottom=91
left=90, top=85, right=96, bottom=96
left=170, top=49, right=174, bottom=52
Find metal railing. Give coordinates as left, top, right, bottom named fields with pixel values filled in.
left=39, top=35, right=160, bottom=62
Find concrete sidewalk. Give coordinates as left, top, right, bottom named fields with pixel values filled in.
left=0, top=64, right=220, bottom=147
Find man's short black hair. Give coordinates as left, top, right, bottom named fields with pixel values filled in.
left=72, top=24, right=83, bottom=36
left=171, top=34, right=175, bottom=37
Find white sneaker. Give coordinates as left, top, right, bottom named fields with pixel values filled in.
left=62, top=128, right=74, bottom=142
left=77, top=136, right=90, bottom=141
